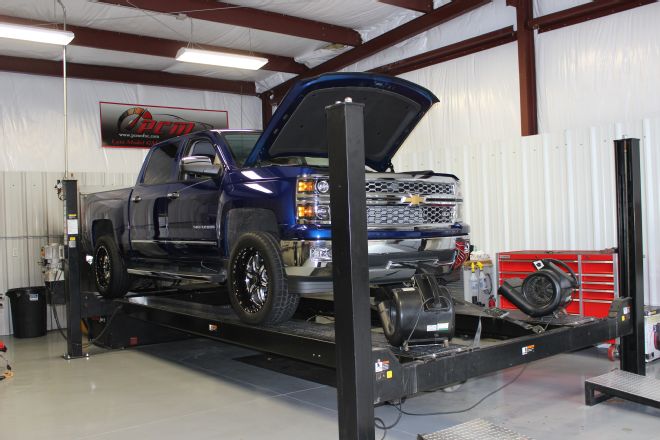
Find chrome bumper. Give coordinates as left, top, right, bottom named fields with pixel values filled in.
left=281, top=237, right=463, bottom=294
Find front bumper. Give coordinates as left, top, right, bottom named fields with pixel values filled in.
left=281, top=237, right=466, bottom=294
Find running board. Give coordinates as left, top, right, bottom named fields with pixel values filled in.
left=127, top=268, right=225, bottom=283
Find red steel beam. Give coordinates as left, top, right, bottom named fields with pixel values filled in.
left=371, top=26, right=516, bottom=76
left=0, top=55, right=256, bottom=95
left=508, top=0, right=538, bottom=136
left=96, top=0, right=362, bottom=46
left=530, top=0, right=657, bottom=33
left=0, top=14, right=306, bottom=74
left=269, top=0, right=491, bottom=102
left=378, top=0, right=434, bottom=13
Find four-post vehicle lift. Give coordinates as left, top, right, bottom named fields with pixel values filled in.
left=58, top=101, right=648, bottom=440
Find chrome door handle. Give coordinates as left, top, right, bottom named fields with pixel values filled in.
left=132, top=195, right=142, bottom=203
left=166, top=192, right=180, bottom=199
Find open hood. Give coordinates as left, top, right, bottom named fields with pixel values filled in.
left=244, top=72, right=438, bottom=172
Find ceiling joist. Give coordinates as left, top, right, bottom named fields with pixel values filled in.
left=371, top=26, right=516, bottom=76
left=0, top=54, right=256, bottom=95
left=268, top=0, right=491, bottom=102
left=529, top=0, right=657, bottom=33
left=0, top=15, right=307, bottom=74
left=377, top=0, right=435, bottom=13
left=96, top=0, right=363, bottom=46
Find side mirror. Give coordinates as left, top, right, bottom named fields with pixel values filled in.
left=181, top=156, right=221, bottom=177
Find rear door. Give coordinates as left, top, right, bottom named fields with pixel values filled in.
left=165, top=135, right=223, bottom=261
left=129, top=139, right=180, bottom=259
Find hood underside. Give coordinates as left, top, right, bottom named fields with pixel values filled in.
left=244, top=73, right=439, bottom=172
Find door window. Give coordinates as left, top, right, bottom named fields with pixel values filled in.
left=142, top=142, right=179, bottom=185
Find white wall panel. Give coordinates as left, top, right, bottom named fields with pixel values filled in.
left=0, top=171, right=136, bottom=335
left=536, top=3, right=660, bottom=133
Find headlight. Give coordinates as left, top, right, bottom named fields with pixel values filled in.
left=296, top=176, right=331, bottom=223
left=455, top=180, right=462, bottom=199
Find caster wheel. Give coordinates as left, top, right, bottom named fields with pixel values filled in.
left=607, top=344, right=619, bottom=362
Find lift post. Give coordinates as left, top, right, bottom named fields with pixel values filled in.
left=62, top=179, right=84, bottom=359
left=326, top=99, right=375, bottom=440
left=614, top=138, right=645, bottom=375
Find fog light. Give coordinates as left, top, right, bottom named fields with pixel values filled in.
left=311, top=246, right=332, bottom=261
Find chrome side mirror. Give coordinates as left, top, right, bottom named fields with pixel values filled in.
left=181, top=155, right=221, bottom=177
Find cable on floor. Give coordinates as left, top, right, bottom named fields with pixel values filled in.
left=400, top=363, right=529, bottom=416
left=373, top=362, right=529, bottom=437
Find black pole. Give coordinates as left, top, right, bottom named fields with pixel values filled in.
left=614, top=138, right=645, bottom=375
left=62, top=179, right=84, bottom=359
left=327, top=99, right=375, bottom=440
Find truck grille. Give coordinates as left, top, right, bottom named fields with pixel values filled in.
left=366, top=205, right=455, bottom=227
left=365, top=180, right=454, bottom=196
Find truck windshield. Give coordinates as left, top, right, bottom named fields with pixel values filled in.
left=223, top=132, right=261, bottom=166
left=223, top=132, right=375, bottom=171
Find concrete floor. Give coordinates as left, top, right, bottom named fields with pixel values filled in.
left=0, top=332, right=658, bottom=440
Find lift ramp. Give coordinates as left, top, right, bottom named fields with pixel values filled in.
left=585, top=369, right=660, bottom=409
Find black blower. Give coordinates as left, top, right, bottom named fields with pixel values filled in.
left=378, top=274, right=455, bottom=348
left=499, top=259, right=579, bottom=317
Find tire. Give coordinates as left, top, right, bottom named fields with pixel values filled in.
left=228, top=231, right=299, bottom=325
left=93, top=235, right=130, bottom=299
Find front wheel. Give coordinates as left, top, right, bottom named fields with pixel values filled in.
left=228, top=232, right=299, bottom=325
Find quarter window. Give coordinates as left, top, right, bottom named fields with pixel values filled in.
left=142, top=142, right=178, bottom=185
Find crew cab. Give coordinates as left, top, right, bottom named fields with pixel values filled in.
left=81, top=72, right=470, bottom=325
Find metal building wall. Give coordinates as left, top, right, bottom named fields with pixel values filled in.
left=0, top=172, right=136, bottom=335
left=394, top=118, right=660, bottom=306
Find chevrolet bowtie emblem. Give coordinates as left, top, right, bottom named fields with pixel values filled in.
left=402, top=194, right=425, bottom=206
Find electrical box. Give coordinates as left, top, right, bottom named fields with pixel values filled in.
left=41, top=243, right=65, bottom=282
left=645, top=307, right=660, bottom=363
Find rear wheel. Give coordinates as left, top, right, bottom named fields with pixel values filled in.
left=93, top=235, right=130, bottom=299
left=228, top=232, right=299, bottom=325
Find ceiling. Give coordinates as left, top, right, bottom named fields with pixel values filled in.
left=0, top=0, right=607, bottom=98
left=0, top=0, right=424, bottom=92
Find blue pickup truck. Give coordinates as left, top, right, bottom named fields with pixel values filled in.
left=81, top=72, right=469, bottom=325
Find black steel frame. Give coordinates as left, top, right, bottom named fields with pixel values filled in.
left=327, top=100, right=375, bottom=439
left=62, top=179, right=84, bottom=359
left=614, top=138, right=646, bottom=375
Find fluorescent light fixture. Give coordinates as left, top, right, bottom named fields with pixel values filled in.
left=0, top=22, right=74, bottom=45
left=176, top=47, right=268, bottom=70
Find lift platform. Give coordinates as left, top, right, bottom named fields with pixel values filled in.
left=76, top=283, right=634, bottom=404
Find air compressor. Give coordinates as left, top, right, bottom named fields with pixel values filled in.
left=377, top=274, right=455, bottom=348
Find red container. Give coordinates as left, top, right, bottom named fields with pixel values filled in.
left=497, top=250, right=617, bottom=318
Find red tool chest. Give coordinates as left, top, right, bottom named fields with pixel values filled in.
left=497, top=250, right=618, bottom=318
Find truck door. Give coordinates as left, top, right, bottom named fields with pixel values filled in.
left=165, top=136, right=222, bottom=261
left=129, top=140, right=180, bottom=259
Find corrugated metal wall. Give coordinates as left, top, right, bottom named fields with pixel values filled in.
left=394, top=117, right=660, bottom=306
left=0, top=171, right=137, bottom=335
